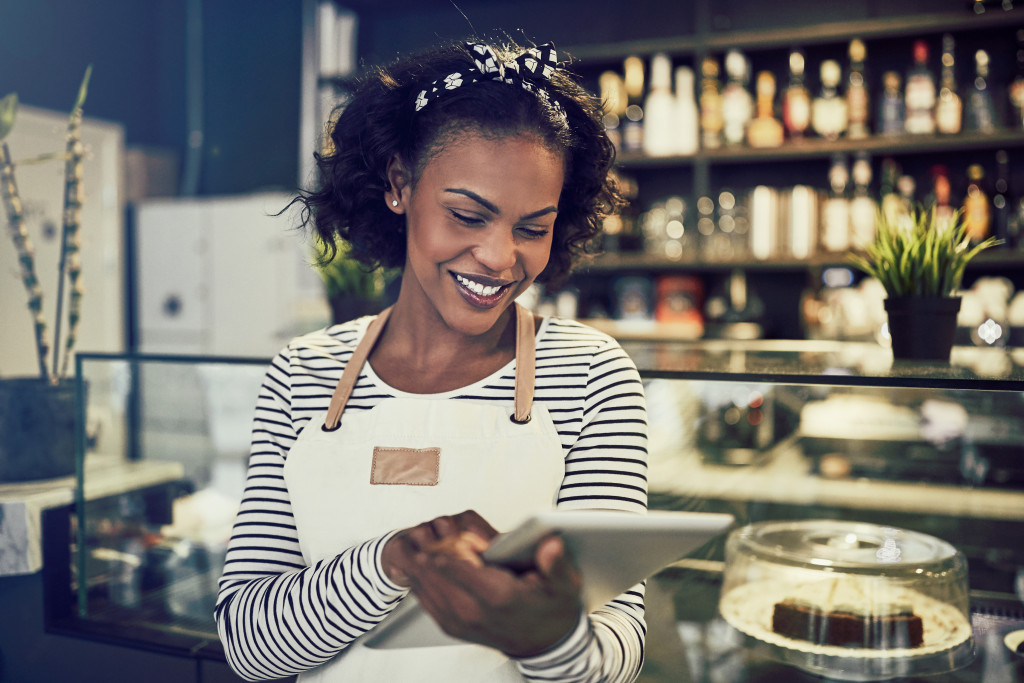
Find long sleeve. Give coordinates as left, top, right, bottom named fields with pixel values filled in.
left=514, top=331, right=649, bottom=683
left=215, top=348, right=409, bottom=681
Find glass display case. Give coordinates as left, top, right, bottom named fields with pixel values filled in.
left=64, top=345, right=1024, bottom=681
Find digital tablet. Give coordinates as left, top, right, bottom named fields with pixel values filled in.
left=363, top=509, right=735, bottom=649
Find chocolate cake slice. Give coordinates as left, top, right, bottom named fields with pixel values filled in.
left=772, top=598, right=924, bottom=649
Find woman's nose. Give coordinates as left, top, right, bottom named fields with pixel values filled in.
left=473, top=226, right=517, bottom=272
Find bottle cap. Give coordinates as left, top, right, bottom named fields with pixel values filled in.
left=624, top=56, right=645, bottom=98
left=725, top=50, right=748, bottom=80
left=820, top=60, right=841, bottom=87
left=650, top=53, right=672, bottom=90
left=789, top=50, right=805, bottom=77
left=675, top=66, right=695, bottom=93
left=913, top=40, right=929, bottom=64
left=849, top=39, right=866, bottom=63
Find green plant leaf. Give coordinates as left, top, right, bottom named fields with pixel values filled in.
left=71, top=65, right=93, bottom=117
left=0, top=92, right=18, bottom=140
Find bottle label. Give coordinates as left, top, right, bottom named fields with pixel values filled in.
left=784, top=91, right=810, bottom=134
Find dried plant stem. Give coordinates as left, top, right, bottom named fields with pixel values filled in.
left=54, top=65, right=90, bottom=380
left=1, top=142, right=51, bottom=381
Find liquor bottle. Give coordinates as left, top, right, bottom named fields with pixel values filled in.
left=1010, top=29, right=1024, bottom=128
left=905, top=40, right=936, bottom=135
left=926, top=165, right=956, bottom=230
left=849, top=153, right=877, bottom=248
left=721, top=49, right=753, bottom=146
left=897, top=174, right=916, bottom=220
left=879, top=71, right=906, bottom=135
left=821, top=154, right=851, bottom=253
left=812, top=60, right=848, bottom=141
left=783, top=50, right=812, bottom=140
left=599, top=71, right=627, bottom=153
left=963, top=164, right=992, bottom=243
left=994, top=150, right=1011, bottom=246
left=643, top=53, right=676, bottom=157
left=622, top=55, right=645, bottom=153
left=965, top=50, right=997, bottom=133
left=935, top=34, right=962, bottom=135
left=699, top=56, right=724, bottom=150
left=846, top=39, right=870, bottom=139
left=879, top=158, right=904, bottom=226
left=748, top=71, right=784, bottom=148
left=673, top=66, right=700, bottom=155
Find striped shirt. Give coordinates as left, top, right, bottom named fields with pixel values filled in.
left=215, top=315, right=649, bottom=682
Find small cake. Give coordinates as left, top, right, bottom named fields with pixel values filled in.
left=772, top=597, right=924, bottom=649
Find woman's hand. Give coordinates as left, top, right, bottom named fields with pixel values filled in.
left=382, top=510, right=583, bottom=658
left=381, top=510, right=498, bottom=587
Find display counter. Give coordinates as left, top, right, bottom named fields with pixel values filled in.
left=42, top=346, right=1024, bottom=681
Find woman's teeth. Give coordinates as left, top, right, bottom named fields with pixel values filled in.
left=455, top=274, right=503, bottom=297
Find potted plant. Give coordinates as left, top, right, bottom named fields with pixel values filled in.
left=849, top=204, right=1001, bottom=362
left=317, top=239, right=398, bottom=324
left=0, top=67, right=92, bottom=482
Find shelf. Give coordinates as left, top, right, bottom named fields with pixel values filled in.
left=566, top=7, right=1024, bottom=62
left=579, top=249, right=1024, bottom=274
left=616, top=130, right=1024, bottom=169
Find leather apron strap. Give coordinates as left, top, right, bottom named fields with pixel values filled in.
left=322, top=304, right=536, bottom=430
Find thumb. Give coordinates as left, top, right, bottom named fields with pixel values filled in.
left=535, top=536, right=579, bottom=587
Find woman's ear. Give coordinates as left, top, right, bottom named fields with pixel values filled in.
left=385, top=155, right=411, bottom=214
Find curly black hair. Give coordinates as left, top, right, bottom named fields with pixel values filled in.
left=293, top=39, right=623, bottom=287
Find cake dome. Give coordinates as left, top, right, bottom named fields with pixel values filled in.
left=718, top=519, right=975, bottom=680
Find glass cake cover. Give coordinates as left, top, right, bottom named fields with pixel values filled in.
left=718, top=520, right=975, bottom=680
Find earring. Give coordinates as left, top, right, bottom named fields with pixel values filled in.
left=391, top=199, right=399, bottom=207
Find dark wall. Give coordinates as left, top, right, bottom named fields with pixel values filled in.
left=0, top=0, right=300, bottom=195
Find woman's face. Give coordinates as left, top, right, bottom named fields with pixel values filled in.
left=394, top=132, right=564, bottom=337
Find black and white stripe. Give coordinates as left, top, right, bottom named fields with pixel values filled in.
left=216, top=316, right=648, bottom=682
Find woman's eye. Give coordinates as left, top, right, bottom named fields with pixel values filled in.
left=517, top=226, right=550, bottom=240
left=450, top=210, right=484, bottom=226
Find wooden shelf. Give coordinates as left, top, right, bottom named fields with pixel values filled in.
left=616, top=130, right=1024, bottom=169
left=578, top=249, right=1024, bottom=274
left=566, top=7, right=1024, bottom=62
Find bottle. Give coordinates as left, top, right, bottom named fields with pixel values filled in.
left=1010, top=30, right=1024, bottom=128
left=812, top=60, right=848, bottom=141
left=599, top=71, right=627, bottom=153
left=783, top=50, right=812, bottom=140
left=699, top=56, right=724, bottom=150
left=849, top=153, right=877, bottom=248
left=846, top=39, right=870, bottom=139
left=673, top=66, right=700, bottom=155
left=994, top=150, right=1011, bottom=246
left=936, top=34, right=963, bottom=135
left=821, top=154, right=851, bottom=253
left=905, top=40, right=936, bottom=135
left=622, top=56, right=645, bottom=153
left=897, top=174, right=916, bottom=220
left=879, top=158, right=904, bottom=226
left=721, top=49, right=753, bottom=146
left=747, top=71, right=784, bottom=148
left=879, top=71, right=906, bottom=135
left=963, top=164, right=992, bottom=243
left=642, top=53, right=676, bottom=157
left=965, top=50, right=997, bottom=134
left=928, top=165, right=956, bottom=230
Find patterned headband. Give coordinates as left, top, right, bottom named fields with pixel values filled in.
left=414, top=42, right=566, bottom=119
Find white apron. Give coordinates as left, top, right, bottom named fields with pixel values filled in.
left=283, top=304, right=566, bottom=682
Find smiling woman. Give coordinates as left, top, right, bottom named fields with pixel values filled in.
left=215, top=39, right=648, bottom=683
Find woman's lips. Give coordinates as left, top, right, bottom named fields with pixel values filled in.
left=451, top=272, right=514, bottom=308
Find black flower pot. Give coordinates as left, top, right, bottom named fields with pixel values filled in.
left=0, top=378, right=79, bottom=483
left=884, top=296, right=962, bottom=362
